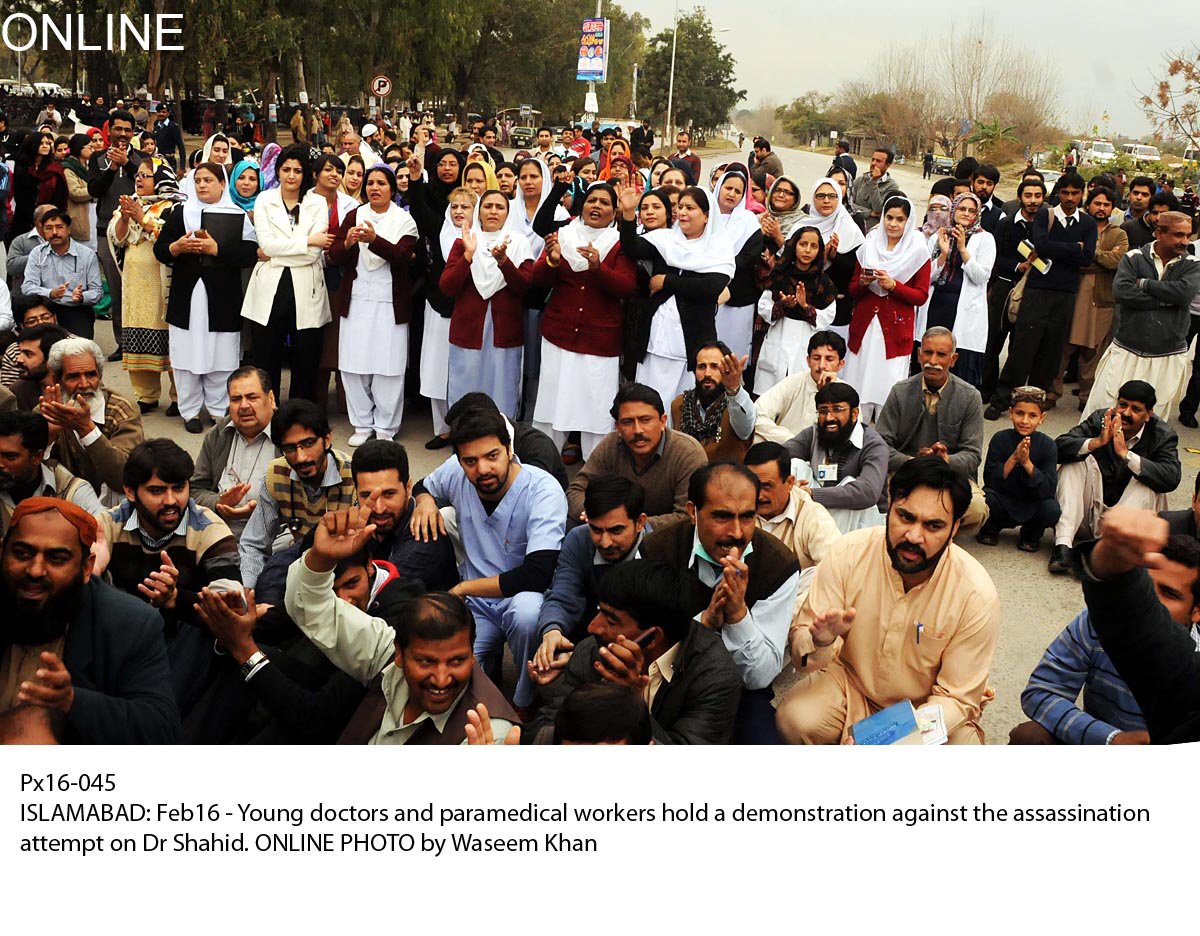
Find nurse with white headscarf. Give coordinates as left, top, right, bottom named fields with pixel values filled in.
left=331, top=164, right=420, bottom=445
left=616, top=182, right=735, bottom=408
left=709, top=167, right=765, bottom=362
left=153, top=161, right=258, bottom=430
left=802, top=176, right=866, bottom=341
left=440, top=189, right=535, bottom=418
left=842, top=195, right=932, bottom=422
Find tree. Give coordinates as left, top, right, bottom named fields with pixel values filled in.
left=776, top=91, right=833, bottom=142
left=968, top=118, right=1018, bottom=157
left=1139, top=45, right=1200, bottom=150
left=638, top=9, right=744, bottom=134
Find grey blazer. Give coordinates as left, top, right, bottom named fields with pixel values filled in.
left=875, top=373, right=984, bottom=479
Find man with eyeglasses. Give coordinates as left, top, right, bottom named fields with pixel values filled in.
left=1, top=300, right=63, bottom=388
left=784, top=380, right=890, bottom=534
left=237, top=400, right=355, bottom=589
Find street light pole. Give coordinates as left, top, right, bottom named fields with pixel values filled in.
left=664, top=0, right=679, bottom=155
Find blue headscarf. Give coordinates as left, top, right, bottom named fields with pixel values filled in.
left=228, top=159, right=261, bottom=211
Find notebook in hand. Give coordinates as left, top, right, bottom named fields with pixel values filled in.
left=850, top=701, right=922, bottom=745
left=200, top=209, right=245, bottom=267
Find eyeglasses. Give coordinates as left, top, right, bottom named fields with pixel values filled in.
left=813, top=192, right=839, bottom=201
left=1011, top=386, right=1047, bottom=405
left=281, top=436, right=322, bottom=456
left=816, top=404, right=851, bottom=416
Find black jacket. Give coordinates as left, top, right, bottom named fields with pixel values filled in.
left=1056, top=410, right=1181, bottom=504
left=990, top=209, right=1047, bottom=282
left=153, top=204, right=258, bottom=331
left=1028, top=209, right=1097, bottom=292
left=1160, top=508, right=1198, bottom=539
left=1081, top=558, right=1200, bottom=743
left=527, top=625, right=741, bottom=744
left=58, top=579, right=180, bottom=743
left=153, top=117, right=187, bottom=169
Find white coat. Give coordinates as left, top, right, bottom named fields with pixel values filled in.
left=927, top=229, right=996, bottom=354
left=241, top=188, right=332, bottom=330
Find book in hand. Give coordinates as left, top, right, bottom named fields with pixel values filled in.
left=850, top=701, right=948, bottom=745
left=199, top=209, right=245, bottom=267
left=1017, top=239, right=1052, bottom=275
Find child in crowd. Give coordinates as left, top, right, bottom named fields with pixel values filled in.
left=977, top=386, right=1061, bottom=551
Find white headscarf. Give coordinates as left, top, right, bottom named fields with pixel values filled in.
left=504, top=159, right=568, bottom=257
left=469, top=193, right=532, bottom=300
left=200, top=134, right=233, bottom=166
left=178, top=164, right=255, bottom=240
left=642, top=196, right=736, bottom=278
left=709, top=170, right=760, bottom=252
left=557, top=209, right=620, bottom=273
left=799, top=178, right=865, bottom=254
left=355, top=172, right=418, bottom=272
left=856, top=195, right=929, bottom=297
left=439, top=200, right=464, bottom=262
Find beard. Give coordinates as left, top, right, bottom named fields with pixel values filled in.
left=886, top=535, right=951, bottom=576
left=695, top=380, right=723, bottom=408
left=0, top=574, right=85, bottom=646
left=819, top=419, right=855, bottom=448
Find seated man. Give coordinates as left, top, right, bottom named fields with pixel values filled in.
left=776, top=456, right=1000, bottom=744
left=0, top=410, right=103, bottom=532
left=444, top=392, right=567, bottom=491
left=239, top=399, right=355, bottom=589
left=568, top=383, right=708, bottom=531
left=641, top=462, right=800, bottom=744
left=282, top=496, right=518, bottom=744
left=1160, top=472, right=1200, bottom=539
left=530, top=476, right=647, bottom=685
left=525, top=560, right=741, bottom=744
left=876, top=326, right=988, bottom=533
left=20, top=208, right=102, bottom=338
left=410, top=407, right=565, bottom=712
left=744, top=441, right=840, bottom=569
left=670, top=341, right=756, bottom=463
left=1, top=300, right=60, bottom=388
left=190, top=366, right=280, bottom=539
left=554, top=683, right=652, bottom=745
left=754, top=330, right=845, bottom=444
left=1013, top=533, right=1200, bottom=745
left=977, top=386, right=1061, bottom=552
left=0, top=497, right=179, bottom=743
left=1051, top=380, right=1180, bottom=573
left=40, top=336, right=144, bottom=496
left=10, top=323, right=70, bottom=410
left=1077, top=507, right=1200, bottom=743
left=350, top=439, right=457, bottom=591
left=99, top=439, right=241, bottom=715
left=784, top=381, right=889, bottom=533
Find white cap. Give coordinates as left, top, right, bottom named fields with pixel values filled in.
left=361, top=123, right=378, bottom=138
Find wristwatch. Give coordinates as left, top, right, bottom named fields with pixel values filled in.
left=240, top=650, right=268, bottom=681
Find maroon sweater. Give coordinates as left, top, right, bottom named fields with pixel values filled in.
left=531, top=243, right=637, bottom=357
left=328, top=206, right=419, bottom=324
left=440, top=239, right=533, bottom=350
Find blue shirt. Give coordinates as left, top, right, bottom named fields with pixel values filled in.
left=422, top=459, right=565, bottom=581
left=1020, top=609, right=1147, bottom=744
left=22, top=239, right=103, bottom=306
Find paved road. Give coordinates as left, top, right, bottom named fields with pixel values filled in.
left=94, top=141, right=1199, bottom=743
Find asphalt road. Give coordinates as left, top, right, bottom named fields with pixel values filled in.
left=93, top=140, right=1198, bottom=743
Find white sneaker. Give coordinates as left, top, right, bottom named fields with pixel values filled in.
left=348, top=430, right=373, bottom=447
left=374, top=432, right=395, bottom=442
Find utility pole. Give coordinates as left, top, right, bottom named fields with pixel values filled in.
left=631, top=63, right=638, bottom=119
left=664, top=0, right=679, bottom=155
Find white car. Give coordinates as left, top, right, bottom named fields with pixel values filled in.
left=1123, top=143, right=1162, bottom=166
left=33, top=81, right=68, bottom=98
left=1084, top=141, right=1117, bottom=164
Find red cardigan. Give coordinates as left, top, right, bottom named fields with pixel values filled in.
left=439, top=239, right=533, bottom=350
left=530, top=243, right=637, bottom=357
left=847, top=260, right=931, bottom=359
left=328, top=206, right=418, bottom=324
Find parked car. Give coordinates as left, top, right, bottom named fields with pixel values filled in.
left=1123, top=143, right=1162, bottom=167
left=933, top=156, right=954, bottom=175
left=510, top=125, right=535, bottom=148
left=33, top=81, right=68, bottom=98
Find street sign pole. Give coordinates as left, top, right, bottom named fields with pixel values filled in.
left=586, top=0, right=601, bottom=122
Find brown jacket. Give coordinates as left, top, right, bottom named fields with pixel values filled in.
left=1083, top=223, right=1129, bottom=308
left=51, top=388, right=145, bottom=495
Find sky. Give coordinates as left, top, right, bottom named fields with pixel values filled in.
left=621, top=0, right=1187, bottom=138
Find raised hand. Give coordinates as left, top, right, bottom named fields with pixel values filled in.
left=579, top=243, right=600, bottom=271
left=194, top=587, right=260, bottom=663
left=594, top=636, right=649, bottom=691
left=465, top=703, right=521, bottom=745
left=809, top=607, right=857, bottom=648
left=310, top=489, right=379, bottom=569
left=16, top=652, right=74, bottom=712
left=137, top=550, right=180, bottom=608
left=461, top=222, right=477, bottom=261
left=720, top=353, right=748, bottom=393
left=490, top=236, right=510, bottom=266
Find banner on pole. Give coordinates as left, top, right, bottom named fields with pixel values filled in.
left=576, top=18, right=610, bottom=83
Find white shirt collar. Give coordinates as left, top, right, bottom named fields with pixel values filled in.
left=1054, top=204, right=1080, bottom=224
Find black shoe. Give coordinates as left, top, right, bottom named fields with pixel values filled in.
left=1048, top=545, right=1074, bottom=574
left=137, top=400, right=158, bottom=415
left=975, top=525, right=1000, bottom=546
left=166, top=402, right=180, bottom=418
left=424, top=434, right=450, bottom=450
left=984, top=404, right=1004, bottom=421
left=184, top=418, right=204, bottom=434
left=1181, top=412, right=1199, bottom=429
left=107, top=347, right=123, bottom=362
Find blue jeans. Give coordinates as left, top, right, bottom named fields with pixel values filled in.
left=466, top=593, right=544, bottom=707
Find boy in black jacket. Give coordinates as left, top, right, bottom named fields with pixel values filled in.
left=977, top=386, right=1060, bottom=552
